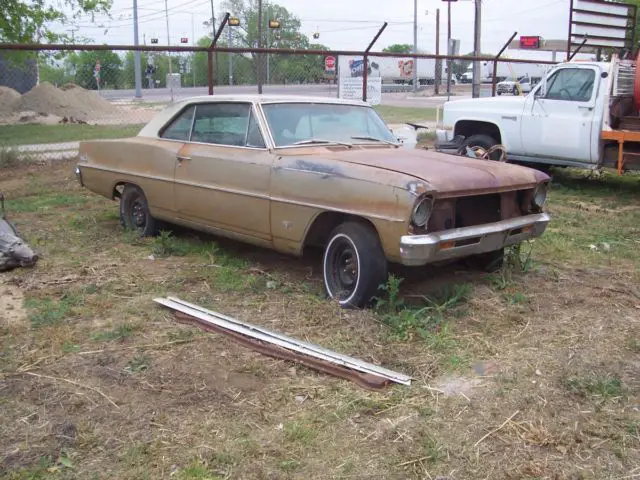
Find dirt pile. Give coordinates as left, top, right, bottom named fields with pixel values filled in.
left=0, top=87, right=21, bottom=114
left=18, top=82, right=118, bottom=122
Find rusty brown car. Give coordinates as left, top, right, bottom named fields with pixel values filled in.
left=76, top=95, right=550, bottom=307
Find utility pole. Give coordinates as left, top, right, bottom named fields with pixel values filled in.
left=133, top=0, right=142, bottom=98
left=210, top=0, right=218, bottom=84
left=472, top=0, right=482, bottom=98
left=164, top=0, right=173, bottom=101
left=413, top=0, right=418, bottom=92
left=267, top=3, right=270, bottom=85
left=447, top=0, right=452, bottom=98
left=192, top=13, right=196, bottom=88
left=258, top=0, right=263, bottom=94
left=435, top=8, right=440, bottom=95
left=228, top=26, right=233, bottom=85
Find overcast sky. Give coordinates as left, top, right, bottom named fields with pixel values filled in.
left=59, top=0, right=571, bottom=58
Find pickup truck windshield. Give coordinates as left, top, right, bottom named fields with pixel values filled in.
left=262, top=103, right=396, bottom=147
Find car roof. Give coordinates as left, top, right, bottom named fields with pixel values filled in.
left=176, top=94, right=369, bottom=107
left=138, top=94, right=372, bottom=138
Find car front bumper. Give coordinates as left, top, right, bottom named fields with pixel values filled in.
left=399, top=213, right=550, bottom=266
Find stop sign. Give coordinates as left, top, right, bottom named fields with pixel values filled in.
left=324, top=56, right=336, bottom=71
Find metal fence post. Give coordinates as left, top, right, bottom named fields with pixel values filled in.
left=209, top=12, right=230, bottom=96
left=491, top=31, right=518, bottom=97
left=362, top=22, right=388, bottom=102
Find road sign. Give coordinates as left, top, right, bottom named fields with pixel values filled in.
left=180, top=36, right=188, bottom=44
left=324, top=56, right=336, bottom=71
left=150, top=38, right=158, bottom=44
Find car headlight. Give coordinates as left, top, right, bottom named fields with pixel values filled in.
left=532, top=183, right=548, bottom=208
left=412, top=196, right=434, bottom=227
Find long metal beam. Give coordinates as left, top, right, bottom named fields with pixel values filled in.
left=155, top=296, right=412, bottom=386
left=0, top=43, right=557, bottom=65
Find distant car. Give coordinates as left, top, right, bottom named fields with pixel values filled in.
left=76, top=95, right=550, bottom=308
left=497, top=76, right=533, bottom=95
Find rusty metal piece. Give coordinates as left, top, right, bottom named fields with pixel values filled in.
left=173, top=312, right=390, bottom=391
left=0, top=193, right=38, bottom=272
left=154, top=296, right=411, bottom=388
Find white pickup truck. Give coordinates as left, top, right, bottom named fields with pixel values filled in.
left=436, top=56, right=640, bottom=173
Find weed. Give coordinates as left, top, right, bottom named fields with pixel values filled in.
left=125, top=354, right=151, bottom=373
left=0, top=146, right=20, bottom=169
left=176, top=459, right=221, bottom=479
left=375, top=278, right=471, bottom=342
left=374, top=274, right=405, bottom=314
left=627, top=337, right=640, bottom=353
left=62, top=341, right=80, bottom=353
left=151, top=230, right=192, bottom=257
left=122, top=228, right=147, bottom=246
left=488, top=271, right=512, bottom=291
left=279, top=459, right=301, bottom=472
left=565, top=375, right=625, bottom=398
left=91, top=324, right=137, bottom=342
left=505, top=242, right=534, bottom=272
left=24, top=294, right=82, bottom=328
left=506, top=292, right=529, bottom=305
left=283, top=421, right=316, bottom=444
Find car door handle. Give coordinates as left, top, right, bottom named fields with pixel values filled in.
left=176, top=155, right=192, bottom=162
left=578, top=105, right=594, bottom=111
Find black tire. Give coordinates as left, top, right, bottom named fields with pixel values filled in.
left=512, top=86, right=518, bottom=96
left=462, top=134, right=504, bottom=161
left=467, top=248, right=504, bottom=273
left=497, top=91, right=502, bottom=96
left=322, top=222, right=388, bottom=309
left=119, top=185, right=159, bottom=236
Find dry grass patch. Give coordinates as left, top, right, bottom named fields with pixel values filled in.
left=0, top=162, right=639, bottom=479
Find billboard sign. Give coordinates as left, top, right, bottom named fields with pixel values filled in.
left=569, top=0, right=636, bottom=51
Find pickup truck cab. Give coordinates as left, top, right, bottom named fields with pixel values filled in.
left=436, top=57, right=640, bottom=173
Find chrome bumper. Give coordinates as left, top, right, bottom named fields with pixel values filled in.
left=399, top=213, right=551, bottom=266
left=74, top=166, right=83, bottom=187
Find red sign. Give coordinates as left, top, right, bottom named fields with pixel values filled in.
left=324, top=56, right=336, bottom=71
left=519, top=36, right=541, bottom=49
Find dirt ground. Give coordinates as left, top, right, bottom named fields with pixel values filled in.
left=0, top=160, right=639, bottom=479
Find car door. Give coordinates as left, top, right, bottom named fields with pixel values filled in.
left=520, top=66, right=599, bottom=162
left=173, top=101, right=272, bottom=241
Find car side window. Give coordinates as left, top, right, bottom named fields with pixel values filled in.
left=191, top=103, right=251, bottom=146
left=544, top=68, right=595, bottom=102
left=246, top=110, right=266, bottom=148
left=160, top=106, right=195, bottom=141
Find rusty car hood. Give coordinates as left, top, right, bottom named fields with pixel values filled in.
left=277, top=146, right=549, bottom=196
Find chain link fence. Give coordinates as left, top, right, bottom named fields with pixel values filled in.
left=0, top=43, right=557, bottom=164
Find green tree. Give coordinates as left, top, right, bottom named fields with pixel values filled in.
left=66, top=50, right=122, bottom=90
left=221, top=0, right=327, bottom=84
left=1, top=0, right=111, bottom=43
left=383, top=44, right=414, bottom=54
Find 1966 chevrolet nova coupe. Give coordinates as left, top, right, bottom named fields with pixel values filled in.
left=76, top=95, right=550, bottom=307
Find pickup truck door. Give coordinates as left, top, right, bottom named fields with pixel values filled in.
left=520, top=66, right=599, bottom=162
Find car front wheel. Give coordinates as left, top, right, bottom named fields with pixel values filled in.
left=119, top=185, right=158, bottom=236
left=323, top=222, right=388, bottom=308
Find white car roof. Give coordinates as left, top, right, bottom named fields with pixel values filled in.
left=138, top=94, right=371, bottom=138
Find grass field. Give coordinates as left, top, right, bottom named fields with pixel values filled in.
left=374, top=105, right=437, bottom=124
left=0, top=161, right=639, bottom=479
left=0, top=124, right=144, bottom=146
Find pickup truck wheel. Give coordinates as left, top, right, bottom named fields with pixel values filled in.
left=323, top=222, right=388, bottom=309
left=512, top=86, right=518, bottom=95
left=119, top=185, right=158, bottom=236
left=467, top=248, right=504, bottom=273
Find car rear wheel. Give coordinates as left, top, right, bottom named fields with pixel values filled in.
left=323, top=222, right=388, bottom=308
left=512, top=86, right=518, bottom=95
left=119, top=185, right=158, bottom=236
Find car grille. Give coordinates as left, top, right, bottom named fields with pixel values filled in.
left=425, top=192, right=527, bottom=233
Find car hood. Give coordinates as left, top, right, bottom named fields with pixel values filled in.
left=279, top=147, right=549, bottom=197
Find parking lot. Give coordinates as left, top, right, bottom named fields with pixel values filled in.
left=1, top=158, right=639, bottom=478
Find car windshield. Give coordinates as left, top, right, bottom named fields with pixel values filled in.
left=261, top=102, right=397, bottom=147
